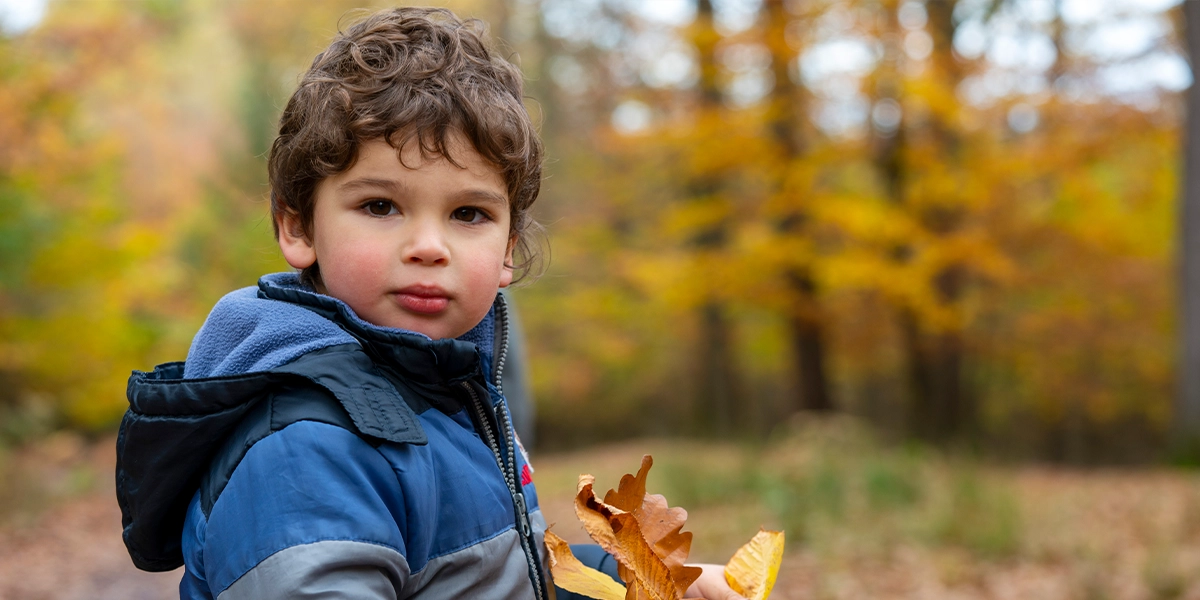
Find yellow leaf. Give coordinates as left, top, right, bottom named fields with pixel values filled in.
left=724, top=529, right=785, bottom=600
left=545, top=530, right=628, bottom=600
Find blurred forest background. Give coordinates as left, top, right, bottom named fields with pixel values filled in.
left=0, top=0, right=1191, bottom=462
left=7, top=1, right=1200, bottom=598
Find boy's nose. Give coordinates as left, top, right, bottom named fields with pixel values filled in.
left=404, top=221, right=450, bottom=265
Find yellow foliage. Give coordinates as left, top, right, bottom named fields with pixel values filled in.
left=0, top=0, right=1183, bottom=446
left=724, top=530, right=785, bottom=600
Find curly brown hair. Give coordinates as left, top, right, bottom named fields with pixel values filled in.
left=268, top=7, right=543, bottom=287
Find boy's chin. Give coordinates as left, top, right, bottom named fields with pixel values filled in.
left=376, top=314, right=471, bottom=340
left=351, top=299, right=488, bottom=339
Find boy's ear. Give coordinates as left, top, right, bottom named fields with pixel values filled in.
left=499, top=235, right=516, bottom=289
left=276, top=210, right=317, bottom=270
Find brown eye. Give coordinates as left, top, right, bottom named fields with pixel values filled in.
left=452, top=207, right=484, bottom=223
left=365, top=200, right=394, bottom=216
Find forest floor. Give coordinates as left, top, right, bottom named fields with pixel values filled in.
left=3, top=417, right=1200, bottom=599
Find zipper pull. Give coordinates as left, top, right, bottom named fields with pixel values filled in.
left=514, top=492, right=532, bottom=537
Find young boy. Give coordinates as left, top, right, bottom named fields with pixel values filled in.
left=116, top=7, right=739, bottom=600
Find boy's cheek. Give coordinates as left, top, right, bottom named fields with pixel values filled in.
left=323, top=250, right=389, bottom=293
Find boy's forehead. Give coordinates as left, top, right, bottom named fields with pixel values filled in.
left=328, top=137, right=508, bottom=200
left=384, top=130, right=493, bottom=162
left=375, top=133, right=503, bottom=176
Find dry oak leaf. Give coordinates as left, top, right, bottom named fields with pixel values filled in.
left=549, top=454, right=702, bottom=600
left=723, top=529, right=785, bottom=600
left=603, top=455, right=695, bottom=585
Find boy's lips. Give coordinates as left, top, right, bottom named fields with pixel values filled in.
left=393, top=285, right=450, bottom=315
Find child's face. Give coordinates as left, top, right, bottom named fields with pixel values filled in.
left=277, top=134, right=514, bottom=339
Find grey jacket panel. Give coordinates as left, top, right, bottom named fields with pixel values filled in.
left=216, top=540, right=409, bottom=600
left=217, top=510, right=551, bottom=600
left=403, top=509, right=548, bottom=600
left=403, top=529, right=531, bottom=600
left=531, top=509, right=551, bottom=591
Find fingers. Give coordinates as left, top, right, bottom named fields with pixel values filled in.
left=684, top=563, right=748, bottom=600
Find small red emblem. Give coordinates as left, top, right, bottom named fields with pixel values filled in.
left=520, top=463, right=533, bottom=486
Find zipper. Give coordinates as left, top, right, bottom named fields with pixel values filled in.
left=464, top=295, right=546, bottom=600
left=495, top=397, right=543, bottom=597
left=492, top=293, right=511, bottom=397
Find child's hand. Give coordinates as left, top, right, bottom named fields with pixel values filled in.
left=685, top=563, right=746, bottom=600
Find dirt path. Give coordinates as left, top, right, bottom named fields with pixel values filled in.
left=0, top=489, right=179, bottom=600
left=0, top=435, right=178, bottom=600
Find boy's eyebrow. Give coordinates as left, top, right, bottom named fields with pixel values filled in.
left=336, top=178, right=507, bottom=206
left=452, top=188, right=508, bottom=206
left=337, top=177, right=408, bottom=193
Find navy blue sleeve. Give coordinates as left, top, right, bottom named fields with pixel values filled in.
left=553, top=544, right=621, bottom=600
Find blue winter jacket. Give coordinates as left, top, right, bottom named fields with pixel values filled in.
left=115, top=273, right=618, bottom=599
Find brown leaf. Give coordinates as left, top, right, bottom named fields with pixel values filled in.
left=570, top=455, right=703, bottom=600
left=625, top=580, right=653, bottom=600
left=602, top=455, right=652, bottom=512
left=575, top=474, right=623, bottom=552
left=544, top=530, right=627, bottom=600
left=603, top=456, right=700, bottom=596
left=604, top=456, right=694, bottom=572
left=612, top=511, right=681, bottom=600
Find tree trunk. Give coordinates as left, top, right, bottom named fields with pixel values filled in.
left=1178, top=0, right=1200, bottom=444
left=872, top=0, right=917, bottom=435
left=915, top=0, right=969, bottom=441
left=870, top=0, right=969, bottom=441
left=691, top=0, right=742, bottom=435
left=764, top=0, right=834, bottom=413
left=788, top=281, right=833, bottom=412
